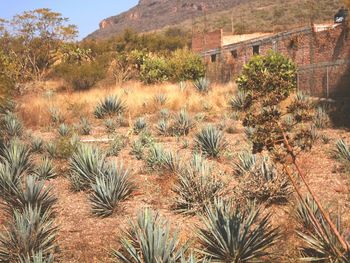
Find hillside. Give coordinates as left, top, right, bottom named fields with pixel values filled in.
left=87, top=0, right=343, bottom=39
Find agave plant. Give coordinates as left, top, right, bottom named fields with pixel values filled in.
left=0, top=161, right=21, bottom=201
left=229, top=90, right=251, bottom=112
left=197, top=199, right=280, bottom=262
left=2, top=113, right=23, bottom=138
left=19, top=251, right=54, bottom=263
left=133, top=117, right=147, bottom=134
left=313, top=106, right=330, bottom=129
left=79, top=117, right=91, bottom=135
left=105, top=119, right=117, bottom=133
left=296, top=196, right=350, bottom=261
left=159, top=108, right=170, bottom=120
left=146, top=144, right=166, bottom=171
left=173, top=154, right=224, bottom=214
left=0, top=139, right=32, bottom=177
left=48, top=107, right=62, bottom=124
left=94, top=95, right=126, bottom=119
left=57, top=123, right=70, bottom=137
left=156, top=119, right=169, bottom=136
left=233, top=150, right=256, bottom=176
left=31, top=137, right=44, bottom=153
left=3, top=175, right=57, bottom=216
left=69, top=144, right=106, bottom=191
left=334, top=139, right=350, bottom=168
left=153, top=93, right=168, bottom=106
left=130, top=140, right=145, bottom=160
left=34, top=157, right=56, bottom=180
left=45, top=142, right=57, bottom=159
left=193, top=77, right=210, bottom=93
left=112, top=208, right=187, bottom=263
left=163, top=151, right=183, bottom=174
left=195, top=126, right=227, bottom=158
left=90, top=163, right=133, bottom=217
left=107, top=135, right=127, bottom=157
left=0, top=206, right=58, bottom=262
left=170, top=109, right=194, bottom=136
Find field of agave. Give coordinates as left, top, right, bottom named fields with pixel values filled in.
left=0, top=79, right=350, bottom=262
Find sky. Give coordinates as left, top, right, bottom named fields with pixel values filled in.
left=0, top=0, right=139, bottom=39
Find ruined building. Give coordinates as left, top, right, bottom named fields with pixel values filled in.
left=192, top=23, right=350, bottom=98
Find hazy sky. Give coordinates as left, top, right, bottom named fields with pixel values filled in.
left=0, top=0, right=139, bottom=39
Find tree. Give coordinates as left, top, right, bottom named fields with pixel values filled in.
left=0, top=9, right=78, bottom=82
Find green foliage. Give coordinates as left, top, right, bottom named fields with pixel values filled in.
left=229, top=90, right=252, bottom=112
left=232, top=150, right=256, bottom=176
left=34, top=157, right=56, bottom=180
left=313, top=106, right=330, bottom=129
left=19, top=251, right=54, bottom=263
left=153, top=93, right=168, bottom=106
left=197, top=199, right=280, bottom=262
left=195, top=126, right=227, bottom=158
left=45, top=142, right=57, bottom=159
left=193, top=77, right=210, bottom=93
left=106, top=135, right=127, bottom=157
left=48, top=107, right=63, bottom=124
left=104, top=119, right=117, bottom=134
left=0, top=206, right=58, bottom=262
left=296, top=196, right=350, bottom=261
left=53, top=59, right=106, bottom=90
left=173, top=154, right=224, bottom=214
left=94, top=95, right=126, bottom=119
left=146, top=144, right=166, bottom=171
left=169, top=49, right=205, bottom=81
left=90, top=163, right=133, bottom=217
left=130, top=140, right=145, bottom=160
left=140, top=56, right=169, bottom=84
left=69, top=144, right=106, bottom=191
left=163, top=151, right=183, bottom=175
left=55, top=136, right=79, bottom=159
left=156, top=119, right=169, bottom=136
left=112, top=208, right=187, bottom=263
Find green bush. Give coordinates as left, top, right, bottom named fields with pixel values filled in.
left=140, top=56, right=170, bottom=84
left=169, top=49, right=205, bottom=81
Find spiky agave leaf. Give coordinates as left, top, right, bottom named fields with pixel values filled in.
left=0, top=161, right=21, bottom=201
left=68, top=144, right=106, bottom=191
left=173, top=154, right=224, bottom=214
left=229, top=90, right=251, bottom=112
left=34, top=157, right=57, bottom=180
left=170, top=109, right=194, bottom=136
left=334, top=139, right=350, bottom=167
left=2, top=112, right=23, bottom=138
left=296, top=197, right=350, bottom=262
left=57, top=123, right=70, bottom=137
left=31, top=137, right=44, bottom=153
left=94, top=95, right=126, bottom=119
left=4, top=175, right=57, bottom=216
left=146, top=144, right=166, bottom=171
left=197, top=199, right=280, bottom=262
left=193, top=77, right=210, bottom=93
left=163, top=150, right=183, bottom=175
left=232, top=150, right=256, bottom=176
left=156, top=119, right=169, bottom=136
left=19, top=251, right=54, bottom=263
left=133, top=117, right=147, bottom=134
left=195, top=126, right=227, bottom=158
left=112, top=208, right=188, bottom=263
left=0, top=206, right=58, bottom=262
left=0, top=139, right=32, bottom=177
left=180, top=252, right=210, bottom=263
left=79, top=117, right=91, bottom=135
left=90, top=163, right=133, bottom=217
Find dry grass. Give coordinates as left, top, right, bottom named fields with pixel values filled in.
left=17, top=81, right=236, bottom=129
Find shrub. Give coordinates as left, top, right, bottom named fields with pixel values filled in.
left=193, top=77, right=210, bottom=93
left=169, top=49, right=205, bottom=81
left=173, top=154, right=224, bottom=214
left=195, top=126, right=227, bottom=158
left=112, top=209, right=187, bottom=262
left=0, top=206, right=57, bottom=262
left=94, top=95, right=126, bottom=119
left=69, top=144, right=106, bottom=191
left=197, top=199, right=280, bottom=262
left=34, top=157, right=56, bottom=180
left=90, top=163, right=133, bottom=217
left=140, top=56, right=169, bottom=84
left=53, top=60, right=106, bottom=90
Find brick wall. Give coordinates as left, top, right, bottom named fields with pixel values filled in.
left=196, top=24, right=350, bottom=97
left=192, top=29, right=223, bottom=53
